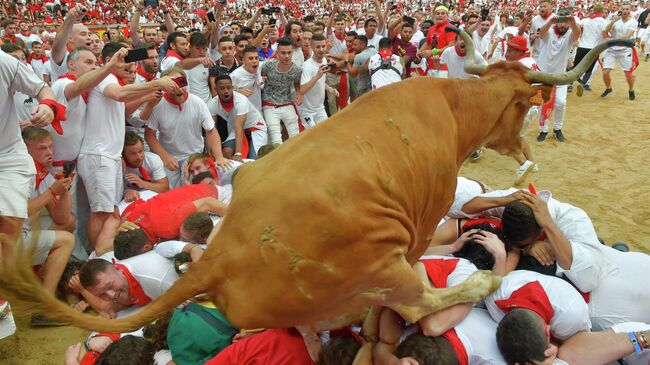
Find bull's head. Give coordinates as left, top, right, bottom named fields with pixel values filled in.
left=446, top=26, right=633, bottom=157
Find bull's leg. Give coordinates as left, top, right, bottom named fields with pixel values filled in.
left=387, top=259, right=501, bottom=324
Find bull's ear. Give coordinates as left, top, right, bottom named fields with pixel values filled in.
left=528, top=85, right=553, bottom=106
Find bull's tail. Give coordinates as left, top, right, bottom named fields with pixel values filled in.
left=0, top=233, right=211, bottom=334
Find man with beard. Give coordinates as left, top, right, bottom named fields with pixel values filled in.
left=231, top=45, right=264, bottom=112
left=160, top=32, right=189, bottom=73
left=299, top=34, right=339, bottom=127
left=134, top=43, right=158, bottom=85
left=50, top=6, right=93, bottom=80
left=208, top=75, right=267, bottom=160
left=142, top=68, right=228, bottom=188
left=347, top=35, right=375, bottom=96
left=530, top=0, right=554, bottom=58
left=536, top=9, right=581, bottom=143
left=121, top=132, right=169, bottom=202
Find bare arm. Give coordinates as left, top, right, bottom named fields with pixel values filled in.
left=193, top=197, right=228, bottom=216
left=300, top=66, right=327, bottom=95
left=568, top=17, right=582, bottom=43
left=129, top=3, right=144, bottom=47
left=539, top=16, right=555, bottom=40
left=245, top=8, right=261, bottom=28
left=233, top=114, right=246, bottom=157
left=205, top=128, right=225, bottom=161
left=251, top=25, right=272, bottom=48
left=52, top=7, right=84, bottom=65
left=64, top=57, right=119, bottom=101
left=104, top=77, right=177, bottom=103
left=373, top=308, right=404, bottom=365
left=144, top=126, right=173, bottom=164
left=387, top=18, right=402, bottom=40
left=373, top=0, right=385, bottom=32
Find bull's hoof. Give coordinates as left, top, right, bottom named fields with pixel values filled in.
left=463, top=270, right=502, bottom=303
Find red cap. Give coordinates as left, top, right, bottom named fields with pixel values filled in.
left=507, top=36, right=529, bottom=52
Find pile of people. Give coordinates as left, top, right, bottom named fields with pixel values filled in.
left=0, top=0, right=648, bottom=364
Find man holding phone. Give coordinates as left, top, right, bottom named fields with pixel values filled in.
left=142, top=68, right=229, bottom=188
left=299, top=34, right=339, bottom=127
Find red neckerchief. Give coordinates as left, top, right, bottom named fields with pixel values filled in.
left=454, top=44, right=466, bottom=57
left=28, top=54, right=48, bottom=63
left=39, top=99, right=67, bottom=135
left=34, top=160, right=50, bottom=190
left=58, top=73, right=88, bottom=103
left=378, top=49, right=393, bottom=60
left=138, top=166, right=152, bottom=181
left=205, top=158, right=219, bottom=181
left=136, top=64, right=156, bottom=82
left=165, top=49, right=185, bottom=61
left=163, top=92, right=189, bottom=111
left=20, top=31, right=32, bottom=37
left=113, top=264, right=152, bottom=305
left=541, top=11, right=552, bottom=20
left=495, top=281, right=555, bottom=324
left=420, top=258, right=460, bottom=288
left=111, top=73, right=126, bottom=86
left=442, top=329, right=469, bottom=365
left=3, top=35, right=17, bottom=43
left=220, top=97, right=234, bottom=112
left=334, top=31, right=345, bottom=42
left=589, top=13, right=604, bottom=19
left=66, top=44, right=73, bottom=52
left=553, top=25, right=566, bottom=37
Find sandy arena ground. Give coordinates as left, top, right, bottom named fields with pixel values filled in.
left=1, top=59, right=649, bottom=364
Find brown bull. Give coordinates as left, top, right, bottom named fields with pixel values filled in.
left=0, top=30, right=631, bottom=344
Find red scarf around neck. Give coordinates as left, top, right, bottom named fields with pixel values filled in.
left=28, top=54, right=48, bottom=63
left=138, top=166, right=152, bottom=181
left=378, top=49, right=393, bottom=60
left=59, top=73, right=88, bottom=103
left=3, top=35, right=17, bottom=43
left=111, top=73, right=126, bottom=86
left=136, top=64, right=156, bottom=82
left=421, top=258, right=460, bottom=289
left=20, top=31, right=32, bottom=37
left=163, top=92, right=189, bottom=111
left=165, top=49, right=185, bottom=61
left=220, top=97, right=234, bottom=112
left=454, top=44, right=467, bottom=57
left=553, top=25, right=567, bottom=37
left=334, top=31, right=346, bottom=42
left=205, top=158, right=219, bottom=182
left=34, top=160, right=50, bottom=190
left=495, top=281, right=555, bottom=324
left=589, top=13, right=604, bottom=19
left=113, top=264, right=152, bottom=306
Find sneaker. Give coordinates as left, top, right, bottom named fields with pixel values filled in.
left=601, top=88, right=613, bottom=97
left=611, top=242, right=630, bottom=252
left=0, top=301, right=9, bottom=320
left=553, top=129, right=566, bottom=142
left=31, top=314, right=68, bottom=327
left=515, top=160, right=535, bottom=185
left=629, top=90, right=636, bottom=101
left=536, top=132, right=547, bottom=142
left=583, top=84, right=592, bottom=91
left=576, top=83, right=584, bottom=97
left=469, top=149, right=483, bottom=161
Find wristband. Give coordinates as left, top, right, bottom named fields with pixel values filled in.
left=432, top=48, right=440, bottom=56
left=629, top=332, right=643, bottom=353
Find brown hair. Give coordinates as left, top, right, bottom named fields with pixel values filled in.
left=79, top=259, right=114, bottom=288
left=181, top=212, right=213, bottom=244
left=21, top=126, right=52, bottom=143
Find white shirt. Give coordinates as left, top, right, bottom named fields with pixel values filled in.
left=14, top=91, right=35, bottom=122
left=440, top=47, right=487, bottom=79
left=472, top=30, right=491, bottom=56
left=49, top=77, right=86, bottom=163
left=485, top=270, right=591, bottom=341
left=207, top=91, right=265, bottom=142
left=185, top=64, right=211, bottom=103
left=147, top=93, right=215, bottom=161
left=49, top=50, right=69, bottom=81
left=124, top=152, right=166, bottom=189
left=42, top=60, right=51, bottom=80
left=366, top=33, right=383, bottom=50
left=119, top=251, right=179, bottom=301
left=299, top=58, right=328, bottom=114
left=530, top=14, right=553, bottom=54
left=610, top=18, right=638, bottom=50
left=578, top=16, right=608, bottom=48
left=328, top=33, right=347, bottom=55
left=160, top=54, right=181, bottom=73
left=230, top=66, right=264, bottom=113
left=0, top=52, right=44, bottom=175
left=537, top=28, right=574, bottom=73
left=80, top=74, right=125, bottom=161
left=28, top=58, right=47, bottom=81
left=456, top=309, right=506, bottom=365
left=368, top=53, right=402, bottom=90
left=518, top=56, right=539, bottom=70
left=419, top=255, right=478, bottom=288
left=292, top=47, right=305, bottom=68
left=17, top=32, right=42, bottom=49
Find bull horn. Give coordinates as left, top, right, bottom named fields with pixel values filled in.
left=525, top=39, right=635, bottom=85
left=445, top=26, right=487, bottom=75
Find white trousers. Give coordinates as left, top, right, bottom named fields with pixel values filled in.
left=540, top=85, right=567, bottom=133
left=300, top=108, right=328, bottom=129
left=263, top=105, right=300, bottom=145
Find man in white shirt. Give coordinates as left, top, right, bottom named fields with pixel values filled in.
left=134, top=43, right=158, bottom=85
left=601, top=4, right=638, bottom=100
left=27, top=42, right=48, bottom=81
left=49, top=7, right=92, bottom=81
left=122, top=131, right=169, bottom=202
left=440, top=33, right=487, bottom=79
left=160, top=32, right=190, bottom=73
left=77, top=43, right=180, bottom=249
left=529, top=0, right=555, bottom=58
left=230, top=45, right=264, bottom=113
left=208, top=75, right=267, bottom=161
left=184, top=32, right=213, bottom=103
left=574, top=5, right=608, bottom=94
left=535, top=10, right=581, bottom=143
left=368, top=38, right=403, bottom=90
left=0, top=49, right=60, bottom=239
left=299, top=34, right=339, bottom=127
left=17, top=19, right=42, bottom=49
left=285, top=20, right=305, bottom=68
left=142, top=68, right=228, bottom=188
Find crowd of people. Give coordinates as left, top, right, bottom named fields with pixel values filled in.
left=0, top=0, right=649, bottom=363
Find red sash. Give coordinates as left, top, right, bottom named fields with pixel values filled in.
left=52, top=159, right=77, bottom=168
left=58, top=73, right=88, bottom=103
left=495, top=281, right=555, bottom=324
left=540, top=85, right=556, bottom=126
left=34, top=160, right=50, bottom=190
left=113, top=264, right=152, bottom=306
left=442, top=329, right=469, bottom=365
left=625, top=48, right=640, bottom=76
left=262, top=102, right=305, bottom=132
left=241, top=121, right=265, bottom=158
left=461, top=217, right=502, bottom=233
left=421, top=258, right=460, bottom=288
left=204, top=158, right=220, bottom=182
left=139, top=166, right=152, bottom=182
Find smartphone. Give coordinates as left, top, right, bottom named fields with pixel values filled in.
left=124, top=48, right=149, bottom=63
left=268, top=17, right=276, bottom=26
left=144, top=0, right=159, bottom=8
left=207, top=10, right=216, bottom=22
left=172, top=76, right=188, bottom=88
left=63, top=161, right=76, bottom=178
left=327, top=62, right=337, bottom=71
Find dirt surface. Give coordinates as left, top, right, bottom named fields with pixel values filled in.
left=1, top=62, right=648, bottom=365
